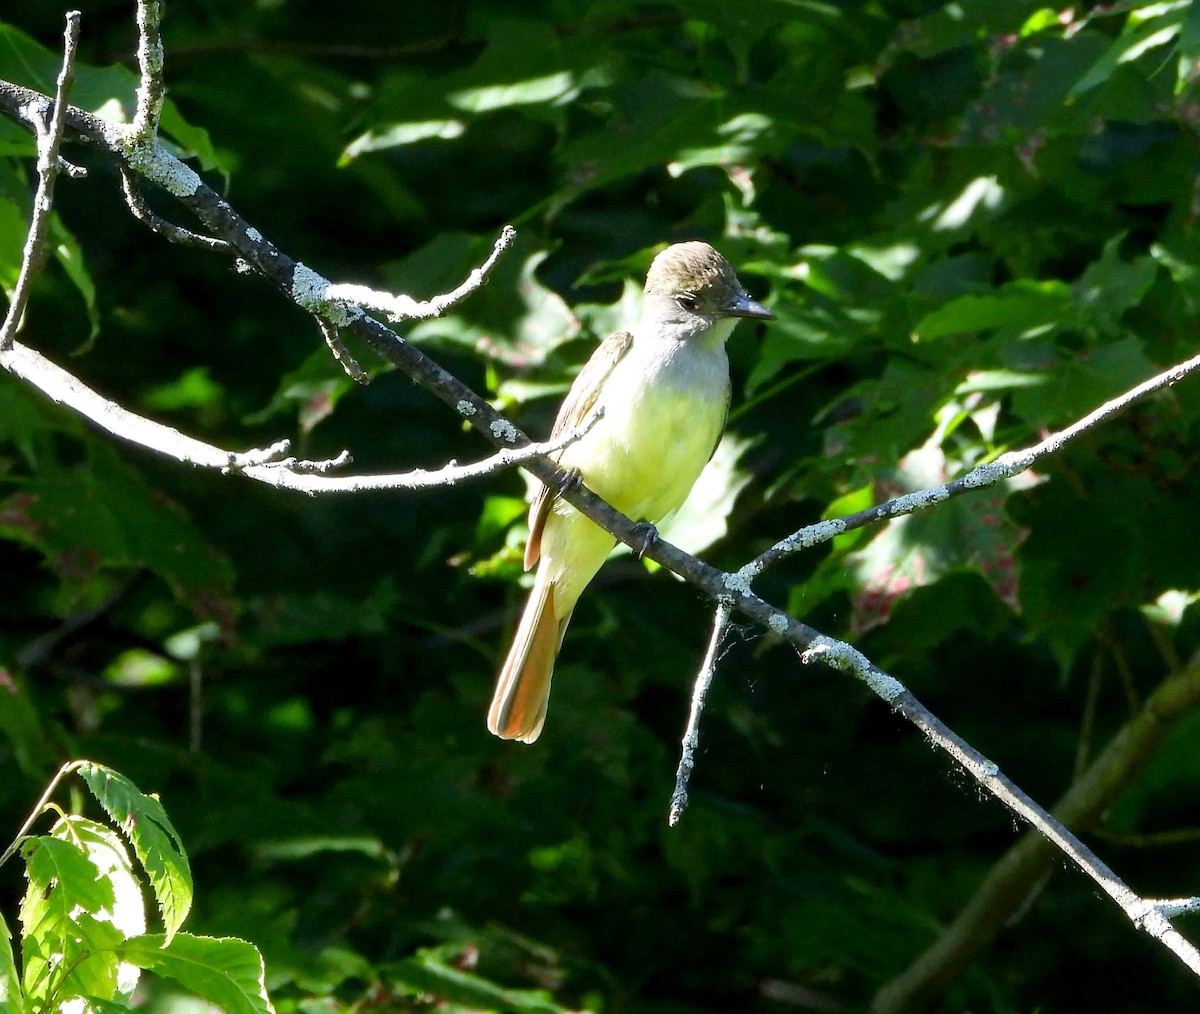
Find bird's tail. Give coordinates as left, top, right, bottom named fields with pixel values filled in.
left=488, top=567, right=569, bottom=743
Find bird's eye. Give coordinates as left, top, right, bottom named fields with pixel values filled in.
left=675, top=293, right=698, bottom=313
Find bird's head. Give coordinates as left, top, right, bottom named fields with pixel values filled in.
left=643, top=241, right=773, bottom=341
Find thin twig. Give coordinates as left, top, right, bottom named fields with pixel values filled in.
left=189, top=659, right=202, bottom=754
left=1148, top=897, right=1200, bottom=918
left=318, top=316, right=370, bottom=384
left=1074, top=647, right=1103, bottom=777
left=119, top=164, right=229, bottom=249
left=0, top=337, right=602, bottom=493
left=1095, top=827, right=1200, bottom=848
left=669, top=604, right=733, bottom=827
left=0, top=11, right=80, bottom=353
left=872, top=664, right=1200, bottom=1012
left=132, top=0, right=165, bottom=144
left=324, top=225, right=517, bottom=322
left=0, top=760, right=87, bottom=870
left=739, top=350, right=1200, bottom=585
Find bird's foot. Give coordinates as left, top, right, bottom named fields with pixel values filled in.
left=631, top=521, right=659, bottom=560
left=556, top=467, right=582, bottom=497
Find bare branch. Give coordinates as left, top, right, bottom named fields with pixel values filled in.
left=318, top=316, right=370, bottom=385
left=325, top=225, right=517, bottom=322
left=0, top=11, right=80, bottom=353
left=0, top=338, right=603, bottom=493
left=740, top=349, right=1200, bottom=585
left=1149, top=897, right=1200, bottom=919
left=872, top=663, right=1200, bottom=1012
left=669, top=604, right=733, bottom=827
left=119, top=164, right=230, bottom=249
left=132, top=0, right=165, bottom=144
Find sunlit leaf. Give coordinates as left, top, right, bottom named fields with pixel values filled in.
left=912, top=280, right=1072, bottom=340
left=78, top=762, right=193, bottom=945
left=119, top=933, right=274, bottom=1014
left=1068, top=6, right=1186, bottom=98
left=20, top=827, right=126, bottom=1006
left=0, top=910, right=19, bottom=1009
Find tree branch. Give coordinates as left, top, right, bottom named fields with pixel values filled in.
left=669, top=604, right=733, bottom=827
left=325, top=225, right=517, bottom=322
left=131, top=0, right=165, bottom=144
left=0, top=338, right=602, bottom=493
left=0, top=10, right=80, bottom=353
left=739, top=349, right=1200, bottom=585
left=873, top=663, right=1200, bottom=1012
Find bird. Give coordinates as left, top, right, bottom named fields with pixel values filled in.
left=487, top=241, right=773, bottom=743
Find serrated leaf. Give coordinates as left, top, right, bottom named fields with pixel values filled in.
left=78, top=763, right=193, bottom=944
left=20, top=831, right=124, bottom=1006
left=56, top=817, right=147, bottom=1001
left=119, top=933, right=274, bottom=1014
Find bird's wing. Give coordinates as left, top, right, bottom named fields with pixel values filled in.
left=524, top=330, right=634, bottom=571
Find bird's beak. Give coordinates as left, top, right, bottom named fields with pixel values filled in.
left=723, top=290, right=774, bottom=320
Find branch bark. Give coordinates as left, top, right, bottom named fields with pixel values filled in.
left=874, top=663, right=1200, bottom=1012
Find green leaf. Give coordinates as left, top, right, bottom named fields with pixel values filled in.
left=60, top=817, right=148, bottom=1000
left=1068, top=7, right=1186, bottom=99
left=0, top=442, right=236, bottom=619
left=384, top=947, right=566, bottom=1013
left=1178, top=0, right=1200, bottom=91
left=50, top=213, right=100, bottom=346
left=78, top=762, right=193, bottom=944
left=119, top=933, right=274, bottom=1014
left=0, top=668, right=57, bottom=779
left=0, top=192, right=27, bottom=297
left=1073, top=233, right=1158, bottom=334
left=0, top=22, right=229, bottom=176
left=20, top=829, right=125, bottom=1006
left=844, top=443, right=1031, bottom=632
left=1010, top=337, right=1155, bottom=428
left=912, top=280, right=1072, bottom=340
left=0, top=911, right=19, bottom=1009
left=399, top=238, right=579, bottom=359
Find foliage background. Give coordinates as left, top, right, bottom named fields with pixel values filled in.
left=4, top=0, right=1200, bottom=1009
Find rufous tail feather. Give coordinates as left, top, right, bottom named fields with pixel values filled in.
left=488, top=570, right=570, bottom=743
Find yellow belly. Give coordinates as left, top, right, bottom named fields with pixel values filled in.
left=560, top=382, right=724, bottom=524
left=539, top=335, right=729, bottom=613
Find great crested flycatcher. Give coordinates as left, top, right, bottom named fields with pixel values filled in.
left=488, top=241, right=773, bottom=743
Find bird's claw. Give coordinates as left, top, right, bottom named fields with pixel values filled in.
left=556, top=467, right=582, bottom=497
left=631, top=521, right=659, bottom=560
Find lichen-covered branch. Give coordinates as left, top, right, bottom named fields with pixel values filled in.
left=0, top=11, right=79, bottom=353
